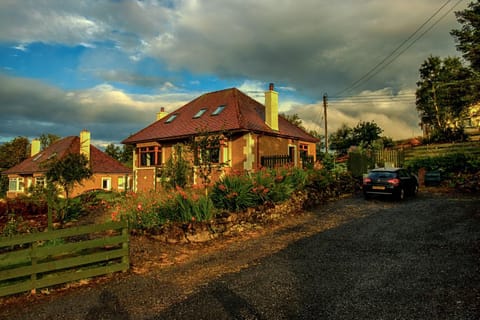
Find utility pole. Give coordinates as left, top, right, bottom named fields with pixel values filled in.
left=323, top=93, right=328, bottom=152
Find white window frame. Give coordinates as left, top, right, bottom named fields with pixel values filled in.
left=8, top=177, right=24, bottom=192
left=102, top=177, right=112, bottom=191
left=118, top=176, right=125, bottom=190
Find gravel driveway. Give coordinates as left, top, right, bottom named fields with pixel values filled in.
left=1, top=191, right=479, bottom=319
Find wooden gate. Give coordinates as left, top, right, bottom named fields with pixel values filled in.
left=0, top=220, right=129, bottom=297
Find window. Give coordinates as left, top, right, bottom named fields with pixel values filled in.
left=138, top=146, right=162, bottom=167
left=194, top=144, right=220, bottom=165
left=35, top=176, right=45, bottom=188
left=102, top=177, right=112, bottom=191
left=32, top=153, right=43, bottom=162
left=193, top=108, right=207, bottom=119
left=211, top=105, right=226, bottom=116
left=8, top=177, right=24, bottom=192
left=118, top=176, right=125, bottom=190
left=165, top=114, right=178, bottom=123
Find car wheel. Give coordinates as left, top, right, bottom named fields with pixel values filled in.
left=412, top=184, right=418, bottom=196
left=397, top=188, right=405, bottom=200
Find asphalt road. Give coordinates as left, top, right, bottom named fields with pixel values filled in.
left=1, top=191, right=479, bottom=319
left=152, top=193, right=480, bottom=319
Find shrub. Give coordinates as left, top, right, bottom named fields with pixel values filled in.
left=112, top=188, right=216, bottom=230
left=0, top=214, right=33, bottom=237
left=0, top=197, right=48, bottom=218
left=210, top=174, right=257, bottom=212
left=405, top=153, right=480, bottom=174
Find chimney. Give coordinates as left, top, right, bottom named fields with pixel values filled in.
left=80, top=129, right=90, bottom=162
left=264, top=82, right=279, bottom=131
left=31, top=139, right=41, bottom=157
left=156, top=107, right=168, bottom=121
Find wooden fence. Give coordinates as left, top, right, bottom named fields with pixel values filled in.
left=404, top=141, right=480, bottom=161
left=348, top=149, right=405, bottom=177
left=261, top=154, right=314, bottom=168
left=0, top=220, right=129, bottom=297
left=346, top=141, right=480, bottom=176
left=261, top=155, right=292, bottom=168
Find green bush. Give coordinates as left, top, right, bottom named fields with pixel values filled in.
left=113, top=188, right=216, bottom=230
left=405, top=153, right=480, bottom=175
left=210, top=174, right=257, bottom=212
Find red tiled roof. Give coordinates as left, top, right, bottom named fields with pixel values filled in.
left=123, top=88, right=319, bottom=144
left=3, top=136, right=131, bottom=175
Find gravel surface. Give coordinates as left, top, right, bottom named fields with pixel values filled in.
left=1, top=190, right=479, bottom=319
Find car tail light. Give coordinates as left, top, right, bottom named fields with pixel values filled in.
left=388, top=178, right=400, bottom=186
left=363, top=177, right=372, bottom=184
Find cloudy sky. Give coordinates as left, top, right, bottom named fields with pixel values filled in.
left=0, top=0, right=470, bottom=146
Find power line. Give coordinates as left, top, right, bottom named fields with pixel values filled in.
left=334, top=0, right=465, bottom=98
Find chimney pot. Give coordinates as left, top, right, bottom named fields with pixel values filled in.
left=269, top=83, right=274, bottom=91
left=156, top=107, right=168, bottom=121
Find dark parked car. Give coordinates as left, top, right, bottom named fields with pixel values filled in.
left=363, top=168, right=419, bottom=200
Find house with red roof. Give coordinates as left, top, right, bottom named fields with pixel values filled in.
left=122, top=84, right=319, bottom=192
left=3, top=130, right=132, bottom=198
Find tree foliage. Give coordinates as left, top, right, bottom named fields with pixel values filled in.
left=44, top=153, right=92, bottom=199
left=105, top=143, right=134, bottom=167
left=161, top=143, right=191, bottom=190
left=0, top=136, right=30, bottom=169
left=39, top=133, right=60, bottom=150
left=451, top=1, right=480, bottom=73
left=105, top=143, right=121, bottom=160
left=415, top=1, right=480, bottom=143
left=329, top=124, right=353, bottom=156
left=351, top=121, right=383, bottom=149
left=0, top=136, right=30, bottom=197
left=280, top=113, right=305, bottom=130
left=416, top=55, right=473, bottom=142
left=329, top=121, right=384, bottom=155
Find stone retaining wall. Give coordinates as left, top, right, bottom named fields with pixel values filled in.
left=147, top=190, right=330, bottom=244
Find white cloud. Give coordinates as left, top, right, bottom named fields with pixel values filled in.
left=0, top=75, right=191, bottom=143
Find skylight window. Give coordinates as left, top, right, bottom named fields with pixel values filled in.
left=211, top=105, right=226, bottom=116
left=193, top=108, right=207, bottom=119
left=165, top=114, right=178, bottom=123
left=32, top=153, right=43, bottom=162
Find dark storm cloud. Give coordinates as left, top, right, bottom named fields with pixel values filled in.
left=0, top=75, right=191, bottom=143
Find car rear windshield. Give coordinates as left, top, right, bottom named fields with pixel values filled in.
left=368, top=171, right=396, bottom=179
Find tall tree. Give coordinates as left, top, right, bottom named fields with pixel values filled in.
left=39, top=133, right=60, bottom=150
left=120, top=144, right=134, bottom=167
left=105, top=143, right=121, bottom=161
left=0, top=136, right=30, bottom=197
left=0, top=136, right=30, bottom=169
left=280, top=113, right=305, bottom=130
left=451, top=1, right=480, bottom=73
left=329, top=124, right=353, bottom=156
left=351, top=121, right=383, bottom=149
left=416, top=55, right=473, bottom=141
left=450, top=0, right=480, bottom=104
left=329, top=121, right=386, bottom=155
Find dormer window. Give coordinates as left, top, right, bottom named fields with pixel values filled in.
left=165, top=114, right=178, bottom=123
left=193, top=108, right=207, bottom=119
left=211, top=105, right=226, bottom=116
